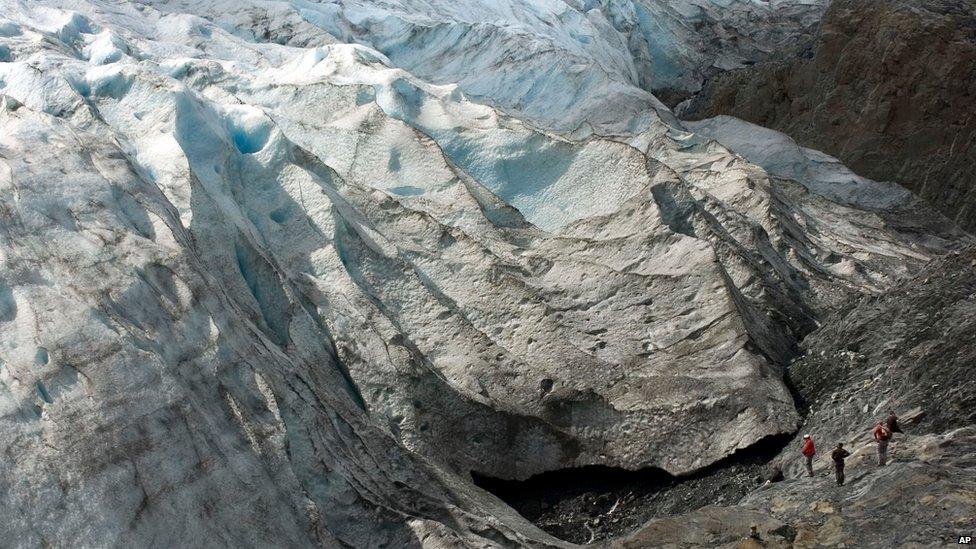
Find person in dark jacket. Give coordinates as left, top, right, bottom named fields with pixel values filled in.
left=886, top=411, right=903, bottom=460
left=801, top=434, right=816, bottom=477
left=886, top=412, right=902, bottom=435
left=761, top=464, right=785, bottom=488
left=831, top=443, right=851, bottom=485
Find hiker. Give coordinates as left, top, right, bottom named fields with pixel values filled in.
left=761, top=464, right=785, bottom=488
left=801, top=434, right=816, bottom=477
left=873, top=420, right=892, bottom=466
left=831, top=443, right=851, bottom=485
left=886, top=411, right=903, bottom=459
left=886, top=411, right=902, bottom=436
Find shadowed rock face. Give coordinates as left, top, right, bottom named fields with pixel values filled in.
left=679, top=0, right=976, bottom=232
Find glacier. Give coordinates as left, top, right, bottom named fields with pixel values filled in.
left=0, top=0, right=971, bottom=547
left=145, top=0, right=829, bottom=134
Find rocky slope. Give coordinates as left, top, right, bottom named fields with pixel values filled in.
left=787, top=246, right=976, bottom=465
left=680, top=0, right=976, bottom=232
left=0, top=1, right=972, bottom=547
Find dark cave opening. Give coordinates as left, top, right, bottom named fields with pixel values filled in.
left=471, top=432, right=795, bottom=544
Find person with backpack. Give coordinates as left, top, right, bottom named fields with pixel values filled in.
left=801, top=434, right=816, bottom=476
left=831, top=443, right=851, bottom=485
left=886, top=411, right=902, bottom=436
left=886, top=411, right=903, bottom=460
left=873, top=421, right=892, bottom=466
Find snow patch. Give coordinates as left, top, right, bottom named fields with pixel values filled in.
left=33, top=8, right=96, bottom=46
left=84, top=30, right=129, bottom=65
left=85, top=65, right=133, bottom=98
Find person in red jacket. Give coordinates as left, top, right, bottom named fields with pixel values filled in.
left=873, top=421, right=892, bottom=466
left=801, top=434, right=816, bottom=477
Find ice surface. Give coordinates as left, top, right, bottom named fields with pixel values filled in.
left=145, top=0, right=828, bottom=134
left=684, top=116, right=915, bottom=210
left=0, top=0, right=967, bottom=546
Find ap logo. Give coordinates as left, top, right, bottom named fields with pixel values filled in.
left=959, top=536, right=973, bottom=545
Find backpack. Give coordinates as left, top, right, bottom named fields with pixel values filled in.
left=879, top=425, right=892, bottom=441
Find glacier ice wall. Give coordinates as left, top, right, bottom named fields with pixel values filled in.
left=146, top=0, right=829, bottom=134
left=0, top=0, right=969, bottom=546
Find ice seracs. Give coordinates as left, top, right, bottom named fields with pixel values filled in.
left=146, top=0, right=829, bottom=134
